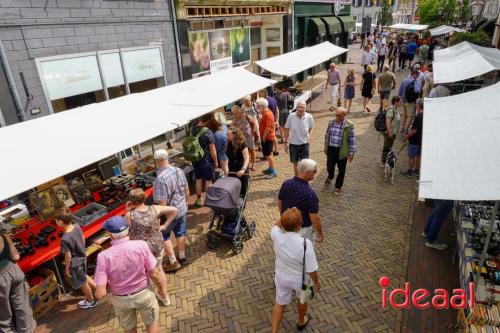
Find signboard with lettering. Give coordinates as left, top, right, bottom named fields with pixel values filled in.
left=121, top=48, right=164, bottom=84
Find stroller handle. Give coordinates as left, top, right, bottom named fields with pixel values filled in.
left=227, top=171, right=251, bottom=179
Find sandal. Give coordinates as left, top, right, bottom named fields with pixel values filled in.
left=250, top=165, right=255, bottom=171
left=297, top=314, right=312, bottom=331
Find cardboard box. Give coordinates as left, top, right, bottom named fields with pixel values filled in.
left=29, top=269, right=58, bottom=304
left=33, top=288, right=61, bottom=319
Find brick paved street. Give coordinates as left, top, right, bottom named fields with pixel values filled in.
left=35, top=46, right=423, bottom=333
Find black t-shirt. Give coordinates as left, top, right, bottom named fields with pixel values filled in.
left=409, top=112, right=423, bottom=146
left=227, top=142, right=247, bottom=172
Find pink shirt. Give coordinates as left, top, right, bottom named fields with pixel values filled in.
left=94, top=237, right=156, bottom=296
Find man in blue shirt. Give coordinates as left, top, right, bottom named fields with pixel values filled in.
left=278, top=159, right=324, bottom=244
left=398, top=70, right=421, bottom=133
left=407, top=39, right=417, bottom=66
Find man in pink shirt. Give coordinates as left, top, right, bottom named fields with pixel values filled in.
left=94, top=216, right=165, bottom=333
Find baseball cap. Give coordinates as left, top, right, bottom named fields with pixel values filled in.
left=154, top=149, right=169, bottom=160
left=103, top=216, right=128, bottom=233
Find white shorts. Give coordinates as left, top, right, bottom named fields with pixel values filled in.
left=275, top=274, right=302, bottom=305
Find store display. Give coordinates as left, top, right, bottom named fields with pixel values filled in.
left=0, top=203, right=30, bottom=226
left=71, top=185, right=93, bottom=204
left=82, top=169, right=104, bottom=192
left=51, top=183, right=75, bottom=207
left=98, top=155, right=121, bottom=181
left=28, top=189, right=62, bottom=221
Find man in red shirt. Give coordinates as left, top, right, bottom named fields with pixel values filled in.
left=257, top=97, right=278, bottom=179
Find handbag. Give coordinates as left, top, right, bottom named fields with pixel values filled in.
left=299, top=237, right=314, bottom=304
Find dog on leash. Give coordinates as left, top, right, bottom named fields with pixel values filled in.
left=384, top=150, right=397, bottom=184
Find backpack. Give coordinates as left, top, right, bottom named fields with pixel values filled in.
left=374, top=110, right=387, bottom=132
left=182, top=127, right=208, bottom=162
left=405, top=80, right=419, bottom=103
left=400, top=44, right=408, bottom=54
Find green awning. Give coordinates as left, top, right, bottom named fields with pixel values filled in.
left=321, top=16, right=342, bottom=35
left=338, top=16, right=355, bottom=31
left=308, top=17, right=327, bottom=37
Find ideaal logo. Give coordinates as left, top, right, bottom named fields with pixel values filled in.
left=379, top=276, right=475, bottom=309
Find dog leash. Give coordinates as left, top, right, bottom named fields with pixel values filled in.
left=396, top=141, right=408, bottom=156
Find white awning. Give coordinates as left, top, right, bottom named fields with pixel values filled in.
left=433, top=41, right=500, bottom=83
left=254, top=41, right=349, bottom=77
left=0, top=67, right=275, bottom=201
left=429, top=25, right=466, bottom=36
left=419, top=82, right=500, bottom=200
left=389, top=23, right=429, bottom=31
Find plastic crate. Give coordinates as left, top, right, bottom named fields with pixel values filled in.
left=72, top=202, right=107, bottom=227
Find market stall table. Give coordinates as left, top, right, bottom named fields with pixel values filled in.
left=291, top=90, right=312, bottom=112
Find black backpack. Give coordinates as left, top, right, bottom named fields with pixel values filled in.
left=374, top=110, right=387, bottom=132
left=405, top=80, right=419, bottom=103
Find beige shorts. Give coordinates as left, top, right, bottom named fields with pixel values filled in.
left=401, top=102, right=415, bottom=117
left=111, top=288, right=159, bottom=330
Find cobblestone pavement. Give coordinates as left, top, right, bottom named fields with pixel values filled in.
left=35, top=45, right=418, bottom=333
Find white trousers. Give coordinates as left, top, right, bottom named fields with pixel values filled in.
left=329, top=84, right=339, bottom=108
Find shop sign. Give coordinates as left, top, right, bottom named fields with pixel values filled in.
left=100, top=52, right=125, bottom=88
left=189, top=27, right=250, bottom=78
left=40, top=56, right=103, bottom=101
left=122, top=48, right=164, bottom=84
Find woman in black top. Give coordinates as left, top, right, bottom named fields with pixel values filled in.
left=226, top=127, right=250, bottom=177
left=360, top=64, right=377, bottom=112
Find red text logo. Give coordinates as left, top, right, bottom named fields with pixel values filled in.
left=379, top=276, right=474, bottom=309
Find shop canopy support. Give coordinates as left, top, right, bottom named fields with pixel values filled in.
left=474, top=201, right=500, bottom=286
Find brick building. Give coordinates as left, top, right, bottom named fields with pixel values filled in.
left=0, top=0, right=180, bottom=125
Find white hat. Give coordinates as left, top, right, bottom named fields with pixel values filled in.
left=154, top=149, right=169, bottom=160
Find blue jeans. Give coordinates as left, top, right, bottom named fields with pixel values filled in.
left=162, top=215, right=187, bottom=241
left=424, top=200, right=454, bottom=243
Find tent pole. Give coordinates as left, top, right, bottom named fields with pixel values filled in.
left=474, top=201, right=500, bottom=285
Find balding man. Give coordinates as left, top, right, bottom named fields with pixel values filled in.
left=324, top=107, right=356, bottom=195
left=284, top=101, right=315, bottom=176
left=324, top=63, right=341, bottom=111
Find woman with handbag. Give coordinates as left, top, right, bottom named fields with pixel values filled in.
left=232, top=104, right=257, bottom=171
left=124, top=188, right=179, bottom=306
left=271, top=207, right=320, bottom=332
left=0, top=232, right=36, bottom=333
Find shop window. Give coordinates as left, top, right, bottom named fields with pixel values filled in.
left=251, top=27, right=261, bottom=46
left=51, top=91, right=105, bottom=113
left=129, top=77, right=165, bottom=94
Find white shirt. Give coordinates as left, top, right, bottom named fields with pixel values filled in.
left=271, top=226, right=318, bottom=278
left=285, top=112, right=315, bottom=145
left=378, top=46, right=387, bottom=56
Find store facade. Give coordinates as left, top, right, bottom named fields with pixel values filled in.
left=0, top=0, right=180, bottom=122
left=174, top=0, right=293, bottom=79
left=294, top=0, right=354, bottom=77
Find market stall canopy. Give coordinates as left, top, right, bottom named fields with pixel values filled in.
left=255, top=41, right=348, bottom=77
left=429, top=25, right=466, bottom=36
left=433, top=41, right=500, bottom=83
left=389, top=23, right=429, bottom=31
left=419, top=82, right=500, bottom=200
left=0, top=68, right=275, bottom=201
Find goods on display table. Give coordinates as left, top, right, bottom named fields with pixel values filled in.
left=456, top=201, right=500, bottom=331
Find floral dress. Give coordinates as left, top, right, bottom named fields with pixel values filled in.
left=129, top=206, right=163, bottom=258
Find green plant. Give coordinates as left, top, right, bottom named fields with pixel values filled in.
left=380, top=0, right=394, bottom=26
left=450, top=30, right=492, bottom=47
left=418, top=0, right=458, bottom=25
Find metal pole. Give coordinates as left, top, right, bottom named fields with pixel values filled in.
left=474, top=201, right=500, bottom=286
left=118, top=49, right=131, bottom=95
left=0, top=39, right=26, bottom=122
left=169, top=0, right=184, bottom=83
left=96, top=52, right=110, bottom=101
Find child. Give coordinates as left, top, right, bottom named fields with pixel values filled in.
left=54, top=207, right=97, bottom=309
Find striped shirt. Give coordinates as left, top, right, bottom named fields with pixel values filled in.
left=328, top=120, right=357, bottom=154
left=153, top=166, right=188, bottom=218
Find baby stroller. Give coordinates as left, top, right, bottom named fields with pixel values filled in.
left=204, top=172, right=256, bottom=254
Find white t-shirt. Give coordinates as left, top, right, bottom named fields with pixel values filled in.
left=271, top=226, right=318, bottom=279
left=285, top=112, right=315, bottom=145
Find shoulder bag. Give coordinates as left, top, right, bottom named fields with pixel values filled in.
left=159, top=168, right=179, bottom=225
left=299, top=237, right=314, bottom=304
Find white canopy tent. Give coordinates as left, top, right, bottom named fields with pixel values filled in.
left=389, top=23, right=429, bottom=31
left=419, top=82, right=500, bottom=201
left=0, top=67, right=275, bottom=201
left=433, top=41, right=500, bottom=83
left=429, top=25, right=466, bottom=36
left=254, top=41, right=348, bottom=77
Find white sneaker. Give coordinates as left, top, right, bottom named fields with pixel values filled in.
left=425, top=241, right=447, bottom=250
left=77, top=299, right=97, bottom=309
left=421, top=232, right=428, bottom=238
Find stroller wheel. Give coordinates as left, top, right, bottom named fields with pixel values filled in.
left=249, top=221, right=256, bottom=237
left=232, top=242, right=243, bottom=255
left=207, top=233, right=218, bottom=250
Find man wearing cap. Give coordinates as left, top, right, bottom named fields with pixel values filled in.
left=94, top=216, right=165, bottom=333
left=153, top=149, right=189, bottom=272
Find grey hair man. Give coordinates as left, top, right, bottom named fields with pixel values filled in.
left=284, top=101, right=315, bottom=176
left=278, top=159, right=324, bottom=244
left=94, top=216, right=164, bottom=333
left=153, top=149, right=190, bottom=271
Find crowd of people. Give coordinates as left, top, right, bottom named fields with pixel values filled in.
left=0, top=28, right=459, bottom=333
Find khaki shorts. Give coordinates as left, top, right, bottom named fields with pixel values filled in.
left=111, top=288, right=159, bottom=330
left=401, top=102, right=415, bottom=117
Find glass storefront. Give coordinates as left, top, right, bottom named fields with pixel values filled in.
left=36, top=46, right=167, bottom=113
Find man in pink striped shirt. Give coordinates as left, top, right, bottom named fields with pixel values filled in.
left=94, top=216, right=165, bottom=333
